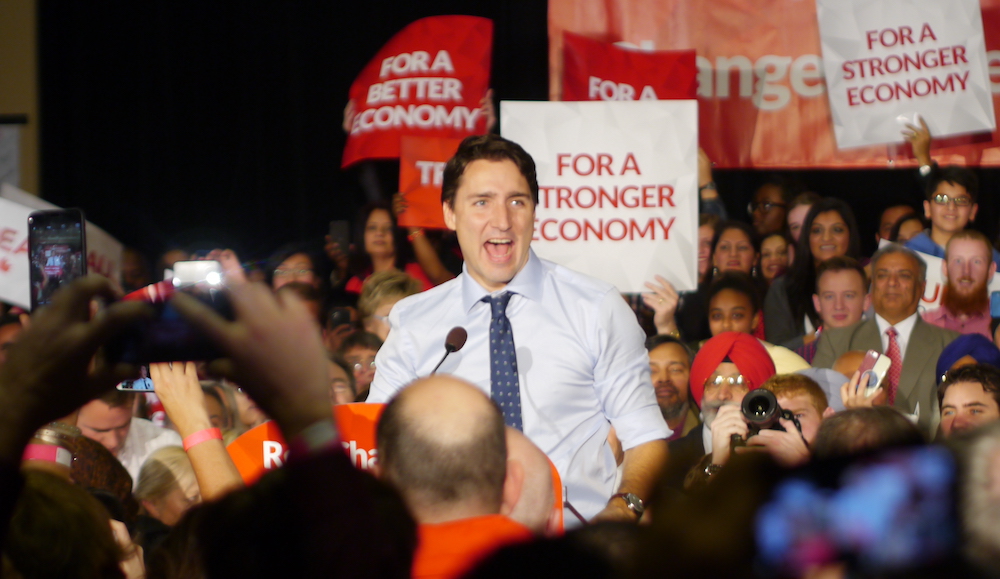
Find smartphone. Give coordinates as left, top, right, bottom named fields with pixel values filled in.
left=857, top=349, right=891, bottom=397
left=327, top=306, right=353, bottom=329
left=990, top=291, right=1000, bottom=318
left=329, top=220, right=350, bottom=251
left=117, top=365, right=154, bottom=391
left=27, top=209, right=87, bottom=311
left=106, top=260, right=233, bottom=364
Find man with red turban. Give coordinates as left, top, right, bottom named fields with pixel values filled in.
left=663, top=332, right=776, bottom=489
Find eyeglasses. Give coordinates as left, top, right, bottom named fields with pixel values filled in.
left=349, top=358, right=376, bottom=372
left=747, top=201, right=787, bottom=214
left=273, top=268, right=314, bottom=278
left=931, top=194, right=972, bottom=207
left=706, top=374, right=746, bottom=388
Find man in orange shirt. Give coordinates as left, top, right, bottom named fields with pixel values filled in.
left=376, top=375, right=533, bottom=578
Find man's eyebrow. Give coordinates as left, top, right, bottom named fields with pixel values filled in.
left=963, top=401, right=990, bottom=408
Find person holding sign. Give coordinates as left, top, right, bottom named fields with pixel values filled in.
left=368, top=134, right=669, bottom=525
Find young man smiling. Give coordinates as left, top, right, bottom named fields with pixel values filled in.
left=368, top=134, right=669, bottom=525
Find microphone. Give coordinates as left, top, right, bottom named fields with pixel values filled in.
left=431, top=327, right=467, bottom=374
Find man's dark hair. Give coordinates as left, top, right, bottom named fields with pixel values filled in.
left=815, top=255, right=868, bottom=292
left=98, top=389, right=136, bottom=410
left=441, top=134, right=539, bottom=208
left=811, top=407, right=924, bottom=460
left=927, top=165, right=979, bottom=203
left=376, top=389, right=507, bottom=508
left=338, top=330, right=384, bottom=355
left=939, top=364, right=1000, bottom=408
left=644, top=334, right=693, bottom=366
left=707, top=271, right=762, bottom=315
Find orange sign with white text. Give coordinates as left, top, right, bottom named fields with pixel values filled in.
left=227, top=421, right=288, bottom=485
left=397, top=136, right=463, bottom=230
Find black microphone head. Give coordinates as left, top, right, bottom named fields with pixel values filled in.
left=445, top=327, right=468, bottom=353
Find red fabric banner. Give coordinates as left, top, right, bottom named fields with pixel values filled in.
left=549, top=0, right=1000, bottom=168
left=342, top=16, right=493, bottom=168
left=562, top=32, right=697, bottom=101
left=397, top=136, right=463, bottom=229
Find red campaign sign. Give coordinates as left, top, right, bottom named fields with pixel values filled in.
left=341, top=16, right=493, bottom=168
left=227, top=421, right=288, bottom=485
left=549, top=0, right=1000, bottom=168
left=562, top=32, right=697, bottom=101
left=397, top=136, right=463, bottom=230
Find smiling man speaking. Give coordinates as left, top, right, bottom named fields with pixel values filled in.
left=368, top=134, right=669, bottom=525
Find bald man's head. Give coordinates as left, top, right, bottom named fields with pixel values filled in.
left=376, top=375, right=507, bottom=521
left=505, top=427, right=556, bottom=535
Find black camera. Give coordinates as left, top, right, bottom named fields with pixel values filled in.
left=731, top=390, right=793, bottom=450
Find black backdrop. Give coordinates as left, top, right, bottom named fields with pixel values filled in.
left=38, top=1, right=999, bottom=265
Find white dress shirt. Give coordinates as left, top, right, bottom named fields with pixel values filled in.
left=874, top=312, right=919, bottom=360
left=369, top=250, right=671, bottom=523
left=118, top=417, right=182, bottom=483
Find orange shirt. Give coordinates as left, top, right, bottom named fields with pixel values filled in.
left=411, top=515, right=533, bottom=579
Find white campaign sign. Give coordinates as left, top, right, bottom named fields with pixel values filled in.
left=817, top=0, right=996, bottom=149
left=501, top=100, right=698, bottom=293
left=0, top=184, right=123, bottom=309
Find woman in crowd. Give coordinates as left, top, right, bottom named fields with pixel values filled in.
left=759, top=232, right=792, bottom=287
left=342, top=203, right=433, bottom=295
left=889, top=212, right=928, bottom=244
left=785, top=191, right=821, bottom=242
left=670, top=220, right=762, bottom=343
left=134, top=446, right=201, bottom=551
left=264, top=243, right=326, bottom=292
left=339, top=331, right=383, bottom=402
left=357, top=270, right=423, bottom=341
left=764, top=198, right=861, bottom=348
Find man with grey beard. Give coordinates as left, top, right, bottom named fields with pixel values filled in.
left=645, top=336, right=700, bottom=441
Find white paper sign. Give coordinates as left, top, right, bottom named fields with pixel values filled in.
left=501, top=100, right=698, bottom=293
left=817, top=0, right=996, bottom=149
left=0, top=184, right=123, bottom=309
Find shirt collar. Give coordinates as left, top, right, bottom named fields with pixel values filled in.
left=875, top=310, right=919, bottom=336
left=460, top=249, right=545, bottom=312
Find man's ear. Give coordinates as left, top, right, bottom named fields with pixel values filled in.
left=823, top=406, right=836, bottom=418
left=500, top=459, right=525, bottom=517
left=989, top=260, right=997, bottom=282
left=863, top=293, right=872, bottom=313
left=141, top=499, right=161, bottom=520
left=924, top=199, right=932, bottom=220
left=751, top=310, right=762, bottom=332
left=369, top=461, right=382, bottom=479
left=970, top=203, right=979, bottom=223
left=442, top=202, right=457, bottom=231
left=812, top=294, right=821, bottom=315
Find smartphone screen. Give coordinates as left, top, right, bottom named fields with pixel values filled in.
left=117, top=365, right=154, bottom=391
left=755, top=446, right=957, bottom=575
left=28, top=209, right=87, bottom=311
left=990, top=291, right=1000, bottom=318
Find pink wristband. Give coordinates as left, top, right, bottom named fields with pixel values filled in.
left=182, top=427, right=223, bottom=451
left=23, top=443, right=73, bottom=468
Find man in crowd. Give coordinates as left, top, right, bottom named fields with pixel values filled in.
left=369, top=134, right=669, bottom=523
left=376, top=375, right=533, bottom=578
left=77, top=390, right=181, bottom=481
left=905, top=166, right=1000, bottom=265
left=798, top=256, right=871, bottom=363
left=923, top=230, right=996, bottom=339
left=813, top=245, right=959, bottom=437
left=751, top=374, right=833, bottom=466
left=646, top=335, right=700, bottom=441
left=939, top=364, right=1000, bottom=439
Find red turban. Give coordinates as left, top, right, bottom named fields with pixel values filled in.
left=689, top=332, right=776, bottom=409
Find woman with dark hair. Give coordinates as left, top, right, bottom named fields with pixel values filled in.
left=889, top=212, right=927, bottom=244
left=650, top=220, right=763, bottom=343
left=264, top=242, right=327, bottom=292
left=343, top=202, right=432, bottom=295
left=764, top=198, right=862, bottom=347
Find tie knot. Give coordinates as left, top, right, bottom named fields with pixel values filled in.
left=886, top=327, right=898, bottom=338
left=486, top=291, right=513, bottom=317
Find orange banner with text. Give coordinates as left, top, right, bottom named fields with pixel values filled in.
left=397, top=136, right=462, bottom=229
left=548, top=0, right=1000, bottom=168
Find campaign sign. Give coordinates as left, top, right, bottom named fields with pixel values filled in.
left=817, top=0, right=996, bottom=148
left=227, top=421, right=288, bottom=485
left=501, top=101, right=699, bottom=293
left=397, top=136, right=463, bottom=230
left=333, top=402, right=384, bottom=471
left=562, top=32, right=697, bottom=102
left=342, top=15, right=493, bottom=167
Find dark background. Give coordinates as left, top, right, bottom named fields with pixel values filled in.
left=37, top=1, right=1000, bottom=266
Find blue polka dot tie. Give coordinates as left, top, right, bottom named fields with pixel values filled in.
left=486, top=291, right=522, bottom=430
